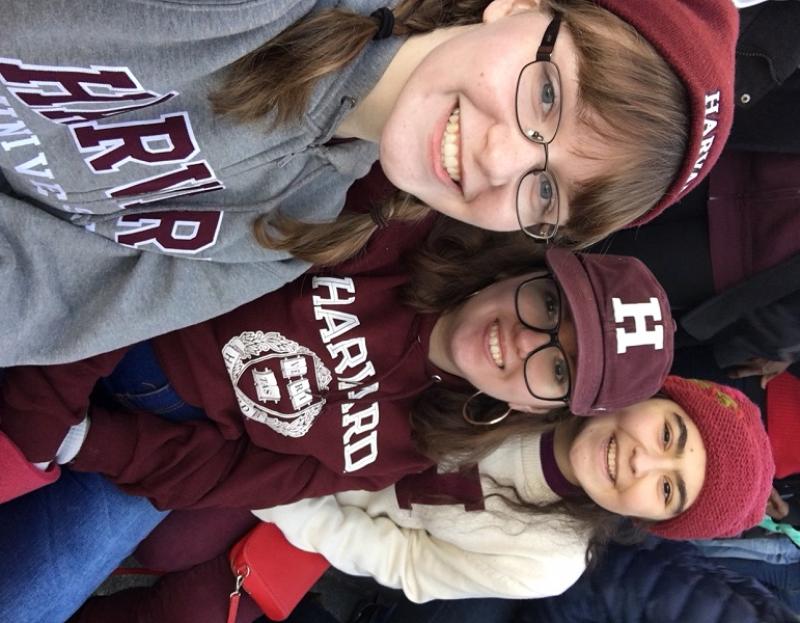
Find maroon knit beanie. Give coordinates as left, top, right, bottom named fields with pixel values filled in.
left=648, top=377, right=774, bottom=540
left=591, top=0, right=739, bottom=224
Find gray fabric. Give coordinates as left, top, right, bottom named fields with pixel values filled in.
left=1, top=0, right=402, bottom=365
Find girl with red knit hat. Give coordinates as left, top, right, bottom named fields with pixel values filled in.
left=256, top=377, right=774, bottom=602
left=68, top=375, right=774, bottom=622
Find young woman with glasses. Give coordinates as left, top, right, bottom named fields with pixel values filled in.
left=2, top=0, right=737, bottom=366
left=0, top=214, right=677, bottom=621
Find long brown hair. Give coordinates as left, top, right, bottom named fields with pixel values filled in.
left=399, top=219, right=642, bottom=557
left=212, top=0, right=688, bottom=261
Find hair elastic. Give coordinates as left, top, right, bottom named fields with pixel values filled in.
left=370, top=7, right=395, bottom=40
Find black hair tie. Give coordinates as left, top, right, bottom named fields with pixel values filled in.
left=371, top=7, right=395, bottom=40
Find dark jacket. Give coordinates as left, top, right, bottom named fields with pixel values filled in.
left=680, top=150, right=800, bottom=377
left=519, top=539, right=798, bottom=623
left=674, top=2, right=800, bottom=377
left=729, top=1, right=800, bottom=152
left=364, top=540, right=797, bottom=623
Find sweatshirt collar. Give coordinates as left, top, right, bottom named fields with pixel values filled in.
left=540, top=430, right=584, bottom=499
left=305, top=0, right=405, bottom=146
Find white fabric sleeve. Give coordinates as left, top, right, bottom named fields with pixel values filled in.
left=32, top=415, right=90, bottom=470
left=732, top=0, right=771, bottom=7
left=54, top=415, right=90, bottom=464
left=254, top=496, right=586, bottom=603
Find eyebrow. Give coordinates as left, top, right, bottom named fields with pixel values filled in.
left=672, top=412, right=689, bottom=515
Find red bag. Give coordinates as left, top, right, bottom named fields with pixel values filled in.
left=227, top=522, right=330, bottom=623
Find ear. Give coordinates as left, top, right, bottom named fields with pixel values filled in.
left=509, top=401, right=552, bottom=415
left=483, top=0, right=540, bottom=24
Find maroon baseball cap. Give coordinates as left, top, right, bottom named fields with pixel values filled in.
left=592, top=0, right=738, bottom=224
left=545, top=248, right=674, bottom=415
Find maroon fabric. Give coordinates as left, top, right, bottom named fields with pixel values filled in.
left=71, top=553, right=261, bottom=623
left=707, top=150, right=800, bottom=293
left=593, top=0, right=738, bottom=224
left=1, top=215, right=438, bottom=510
left=395, top=464, right=485, bottom=511
left=0, top=349, right=126, bottom=462
left=649, top=376, right=774, bottom=540
left=539, top=431, right=582, bottom=499
left=135, top=507, right=257, bottom=572
left=546, top=248, right=674, bottom=415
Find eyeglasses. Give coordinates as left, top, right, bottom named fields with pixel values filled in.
left=514, top=274, right=572, bottom=402
left=514, top=14, right=563, bottom=241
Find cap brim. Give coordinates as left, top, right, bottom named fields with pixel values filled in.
left=545, top=248, right=604, bottom=415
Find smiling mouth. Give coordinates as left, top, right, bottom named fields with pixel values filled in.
left=606, top=435, right=617, bottom=483
left=489, top=320, right=504, bottom=369
left=440, top=107, right=461, bottom=184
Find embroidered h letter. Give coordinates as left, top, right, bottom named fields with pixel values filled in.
left=612, top=297, right=664, bottom=354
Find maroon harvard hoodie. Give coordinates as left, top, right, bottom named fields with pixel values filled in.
left=1, top=184, right=446, bottom=510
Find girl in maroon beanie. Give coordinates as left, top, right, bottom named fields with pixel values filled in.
left=254, top=376, right=774, bottom=600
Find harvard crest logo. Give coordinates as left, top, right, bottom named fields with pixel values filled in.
left=222, top=331, right=332, bottom=437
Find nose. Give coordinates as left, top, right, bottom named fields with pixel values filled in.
left=630, top=446, right=675, bottom=479
left=476, top=121, right=546, bottom=187
left=513, top=323, right=549, bottom=360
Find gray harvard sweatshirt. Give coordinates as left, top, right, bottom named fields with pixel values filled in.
left=1, top=0, right=402, bottom=365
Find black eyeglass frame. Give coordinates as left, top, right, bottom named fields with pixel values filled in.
left=513, top=14, right=564, bottom=242
left=513, top=273, right=572, bottom=403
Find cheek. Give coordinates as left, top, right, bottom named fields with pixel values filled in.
left=379, top=118, right=421, bottom=182
left=614, top=486, right=659, bottom=518
left=466, top=189, right=522, bottom=231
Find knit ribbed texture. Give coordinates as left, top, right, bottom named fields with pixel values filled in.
left=648, top=376, right=774, bottom=540
left=593, top=0, right=739, bottom=224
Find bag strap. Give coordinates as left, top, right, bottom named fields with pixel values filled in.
left=227, top=569, right=246, bottom=623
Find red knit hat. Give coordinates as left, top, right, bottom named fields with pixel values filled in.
left=591, top=0, right=739, bottom=224
left=648, top=377, right=774, bottom=540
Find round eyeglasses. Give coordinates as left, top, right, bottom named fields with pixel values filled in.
left=514, top=14, right=563, bottom=241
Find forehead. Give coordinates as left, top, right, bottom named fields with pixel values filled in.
left=672, top=401, right=707, bottom=513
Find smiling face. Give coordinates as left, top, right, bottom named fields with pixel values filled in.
left=378, top=0, right=611, bottom=232
left=565, top=398, right=707, bottom=522
left=428, top=271, right=578, bottom=413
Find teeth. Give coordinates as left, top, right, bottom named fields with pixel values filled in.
left=440, top=107, right=461, bottom=183
left=489, top=321, right=504, bottom=369
left=607, top=437, right=617, bottom=483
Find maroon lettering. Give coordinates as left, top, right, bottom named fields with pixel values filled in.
left=115, top=210, right=222, bottom=253
left=72, top=113, right=198, bottom=172
left=38, top=93, right=175, bottom=125
left=109, top=161, right=224, bottom=207
left=0, top=60, right=163, bottom=108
